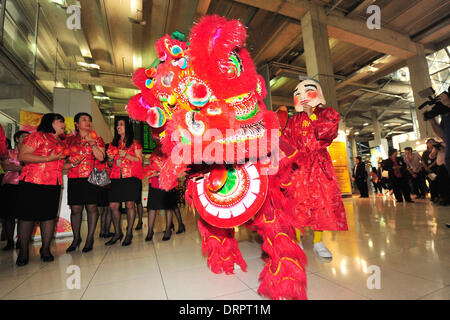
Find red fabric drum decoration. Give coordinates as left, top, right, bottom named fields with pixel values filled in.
left=191, top=162, right=268, bottom=228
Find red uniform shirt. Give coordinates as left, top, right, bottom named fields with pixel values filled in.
left=148, top=153, right=164, bottom=189
left=20, top=131, right=66, bottom=185
left=66, top=134, right=105, bottom=178
left=109, top=140, right=143, bottom=179
left=96, top=160, right=111, bottom=176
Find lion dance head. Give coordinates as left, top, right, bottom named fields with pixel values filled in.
left=127, top=15, right=281, bottom=229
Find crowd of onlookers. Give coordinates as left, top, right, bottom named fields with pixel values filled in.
left=352, top=91, right=450, bottom=208
left=353, top=140, right=450, bottom=206
left=0, top=112, right=185, bottom=267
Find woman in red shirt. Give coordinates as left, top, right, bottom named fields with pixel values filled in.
left=145, top=144, right=177, bottom=242
left=65, top=113, right=105, bottom=253
left=0, top=130, right=29, bottom=250
left=16, top=113, right=75, bottom=266
left=105, top=119, right=143, bottom=246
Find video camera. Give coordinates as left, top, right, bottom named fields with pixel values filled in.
left=417, top=87, right=450, bottom=120
left=433, top=142, right=444, bottom=151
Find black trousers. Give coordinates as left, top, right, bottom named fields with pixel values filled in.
left=372, top=181, right=383, bottom=193
left=411, top=171, right=427, bottom=196
left=391, top=177, right=411, bottom=202
left=436, top=165, right=450, bottom=203
left=356, top=178, right=369, bottom=197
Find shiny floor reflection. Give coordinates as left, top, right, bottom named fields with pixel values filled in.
left=0, top=195, right=449, bottom=300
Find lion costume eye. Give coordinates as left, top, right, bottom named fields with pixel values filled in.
left=145, top=78, right=155, bottom=89
left=227, top=51, right=243, bottom=79
left=171, top=45, right=184, bottom=58
left=164, top=39, right=184, bottom=59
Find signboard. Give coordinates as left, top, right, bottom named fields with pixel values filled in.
left=140, top=123, right=156, bottom=154
left=328, top=139, right=352, bottom=195
left=19, top=110, right=76, bottom=135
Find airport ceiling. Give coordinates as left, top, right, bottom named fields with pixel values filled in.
left=10, top=0, right=450, bottom=141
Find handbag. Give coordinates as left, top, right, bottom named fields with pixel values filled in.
left=88, top=164, right=111, bottom=187
left=88, top=167, right=111, bottom=187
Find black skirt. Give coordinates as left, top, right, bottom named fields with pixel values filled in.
left=135, top=180, right=143, bottom=204
left=68, top=178, right=100, bottom=206
left=98, top=186, right=110, bottom=207
left=0, top=183, right=19, bottom=219
left=147, top=186, right=177, bottom=210
left=109, top=177, right=141, bottom=202
left=17, top=181, right=61, bottom=221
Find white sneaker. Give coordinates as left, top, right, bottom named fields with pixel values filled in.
left=298, top=241, right=304, bottom=250
left=313, top=242, right=332, bottom=258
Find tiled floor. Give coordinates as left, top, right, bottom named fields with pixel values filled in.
left=0, top=195, right=449, bottom=300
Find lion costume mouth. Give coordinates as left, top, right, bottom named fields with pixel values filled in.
left=217, top=120, right=265, bottom=143
left=191, top=162, right=268, bottom=228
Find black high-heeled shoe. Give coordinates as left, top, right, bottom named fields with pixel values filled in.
left=145, top=231, right=154, bottom=242
left=122, top=234, right=133, bottom=246
left=66, top=238, right=82, bottom=253
left=40, top=248, right=54, bottom=262
left=105, top=233, right=123, bottom=246
left=105, top=232, right=115, bottom=238
left=135, top=222, right=143, bottom=231
left=16, top=256, right=29, bottom=266
left=82, top=240, right=94, bottom=253
left=170, top=223, right=175, bottom=231
left=176, top=223, right=186, bottom=234
left=41, top=253, right=54, bottom=262
left=162, top=230, right=172, bottom=241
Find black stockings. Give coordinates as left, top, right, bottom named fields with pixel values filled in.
left=17, top=219, right=55, bottom=259
left=69, top=204, right=99, bottom=247
left=100, top=206, right=112, bottom=234
left=109, top=201, right=136, bottom=241
left=136, top=202, right=143, bottom=225
left=164, top=210, right=173, bottom=237
left=124, top=201, right=136, bottom=239
left=147, top=209, right=174, bottom=237
left=3, top=218, right=15, bottom=246
left=173, top=206, right=184, bottom=230
left=147, top=209, right=157, bottom=237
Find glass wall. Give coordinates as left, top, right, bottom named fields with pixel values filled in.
left=0, top=0, right=76, bottom=94
left=2, top=0, right=36, bottom=72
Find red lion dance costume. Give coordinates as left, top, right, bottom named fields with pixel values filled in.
left=0, top=124, right=7, bottom=158
left=126, top=15, right=307, bottom=299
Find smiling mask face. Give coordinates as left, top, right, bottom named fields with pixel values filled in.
left=293, top=79, right=326, bottom=112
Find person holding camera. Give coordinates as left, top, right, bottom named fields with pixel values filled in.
left=429, top=141, right=450, bottom=206
left=422, top=139, right=439, bottom=202
left=427, top=91, right=450, bottom=174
